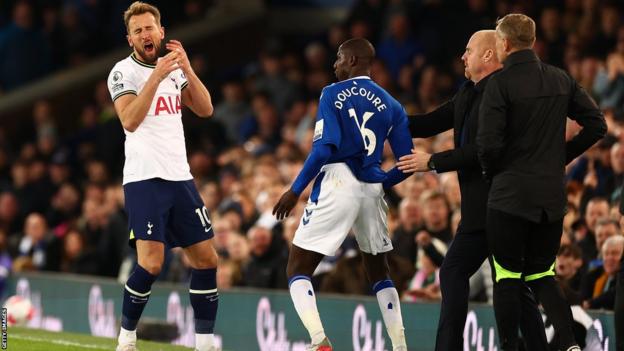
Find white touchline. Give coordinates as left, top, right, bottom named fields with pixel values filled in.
left=11, top=334, right=181, bottom=351
left=11, top=334, right=109, bottom=350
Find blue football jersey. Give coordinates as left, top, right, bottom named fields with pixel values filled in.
left=313, top=76, right=413, bottom=183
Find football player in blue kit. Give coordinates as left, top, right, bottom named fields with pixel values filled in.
left=273, top=38, right=413, bottom=351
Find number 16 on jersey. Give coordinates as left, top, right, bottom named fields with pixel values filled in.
left=349, top=108, right=376, bottom=156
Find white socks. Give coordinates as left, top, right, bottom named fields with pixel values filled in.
left=118, top=327, right=136, bottom=345
left=120, top=326, right=216, bottom=350
left=195, top=333, right=215, bottom=351
left=289, top=277, right=326, bottom=345
left=376, top=286, right=407, bottom=349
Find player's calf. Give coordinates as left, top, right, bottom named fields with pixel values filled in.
left=373, top=279, right=407, bottom=351
left=189, top=268, right=219, bottom=351
left=289, top=275, right=328, bottom=347
left=118, top=264, right=158, bottom=350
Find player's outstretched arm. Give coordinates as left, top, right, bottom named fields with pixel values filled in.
left=168, top=40, right=213, bottom=117
left=383, top=108, right=415, bottom=188
left=273, top=143, right=332, bottom=220
left=114, top=51, right=180, bottom=132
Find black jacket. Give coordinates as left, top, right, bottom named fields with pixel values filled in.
left=478, top=50, right=606, bottom=222
left=409, top=75, right=494, bottom=233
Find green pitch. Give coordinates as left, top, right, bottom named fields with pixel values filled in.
left=6, top=327, right=199, bottom=351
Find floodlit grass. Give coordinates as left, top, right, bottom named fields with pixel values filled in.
left=6, top=327, right=200, bottom=351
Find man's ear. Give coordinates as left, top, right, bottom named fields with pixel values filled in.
left=483, top=49, right=493, bottom=62
left=503, top=38, right=511, bottom=53
left=160, top=26, right=165, bottom=40
left=127, top=34, right=133, bottom=48
left=349, top=55, right=357, bottom=67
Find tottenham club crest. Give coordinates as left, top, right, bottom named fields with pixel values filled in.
left=147, top=222, right=153, bottom=235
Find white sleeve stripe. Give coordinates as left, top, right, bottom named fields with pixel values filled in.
left=112, top=90, right=137, bottom=101
left=180, top=81, right=189, bottom=90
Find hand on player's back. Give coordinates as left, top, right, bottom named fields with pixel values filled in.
left=273, top=189, right=299, bottom=220
left=153, top=51, right=180, bottom=82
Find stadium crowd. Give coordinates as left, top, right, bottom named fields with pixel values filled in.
left=0, top=0, right=214, bottom=92
left=0, top=0, right=623, bottom=314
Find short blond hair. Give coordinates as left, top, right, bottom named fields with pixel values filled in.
left=124, top=1, right=161, bottom=32
left=496, top=13, right=536, bottom=50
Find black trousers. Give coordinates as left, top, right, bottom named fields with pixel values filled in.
left=435, top=229, right=548, bottom=351
left=616, top=267, right=624, bottom=351
left=487, top=208, right=576, bottom=351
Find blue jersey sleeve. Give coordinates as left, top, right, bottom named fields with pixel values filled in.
left=383, top=104, right=414, bottom=188
left=291, top=143, right=333, bottom=195
left=312, top=89, right=341, bottom=148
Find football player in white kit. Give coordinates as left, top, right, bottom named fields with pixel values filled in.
left=107, top=2, right=219, bottom=351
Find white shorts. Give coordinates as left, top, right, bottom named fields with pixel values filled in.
left=292, top=163, right=392, bottom=256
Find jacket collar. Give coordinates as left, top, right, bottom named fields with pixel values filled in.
left=473, top=70, right=499, bottom=92
left=503, top=49, right=539, bottom=69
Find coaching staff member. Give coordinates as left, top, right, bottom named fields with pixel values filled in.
left=477, top=14, right=606, bottom=351
left=617, top=192, right=624, bottom=351
left=397, top=30, right=548, bottom=351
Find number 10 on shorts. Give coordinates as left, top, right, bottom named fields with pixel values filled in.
left=195, top=206, right=212, bottom=232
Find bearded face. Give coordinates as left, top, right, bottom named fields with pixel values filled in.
left=127, top=12, right=164, bottom=64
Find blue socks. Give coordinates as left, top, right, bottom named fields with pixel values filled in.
left=189, top=268, right=218, bottom=334
left=121, top=265, right=157, bottom=330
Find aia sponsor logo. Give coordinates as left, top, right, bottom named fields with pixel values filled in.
left=155, top=95, right=182, bottom=115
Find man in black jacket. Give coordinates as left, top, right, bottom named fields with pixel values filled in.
left=617, top=193, right=624, bottom=351
left=398, top=30, right=548, bottom=351
left=477, top=14, right=607, bottom=351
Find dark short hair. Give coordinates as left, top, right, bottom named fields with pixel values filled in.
left=595, top=218, right=620, bottom=231
left=558, top=244, right=582, bottom=259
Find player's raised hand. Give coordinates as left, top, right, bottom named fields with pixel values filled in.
left=165, top=40, right=191, bottom=74
left=153, top=51, right=180, bottom=82
left=273, top=189, right=298, bottom=220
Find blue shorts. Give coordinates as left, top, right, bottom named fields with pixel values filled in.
left=123, top=178, right=214, bottom=248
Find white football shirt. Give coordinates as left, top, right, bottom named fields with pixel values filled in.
left=107, top=53, right=192, bottom=185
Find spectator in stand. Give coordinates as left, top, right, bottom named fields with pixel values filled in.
left=539, top=6, right=566, bottom=68
left=9, top=213, right=56, bottom=271
left=241, top=226, right=288, bottom=289
left=590, top=218, right=621, bottom=269
left=404, top=251, right=441, bottom=303
left=58, top=227, right=98, bottom=275
left=392, top=197, right=423, bottom=266
left=593, top=46, right=624, bottom=118
left=581, top=235, right=624, bottom=310
left=420, top=191, right=452, bottom=244
left=213, top=81, right=251, bottom=145
left=0, top=1, right=50, bottom=91
left=556, top=244, right=584, bottom=305
left=0, top=229, right=11, bottom=298
left=609, top=142, right=624, bottom=195
left=377, top=11, right=423, bottom=80
left=0, top=192, right=21, bottom=235
left=321, top=249, right=415, bottom=296
left=253, top=50, right=300, bottom=113
left=579, top=197, right=610, bottom=263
